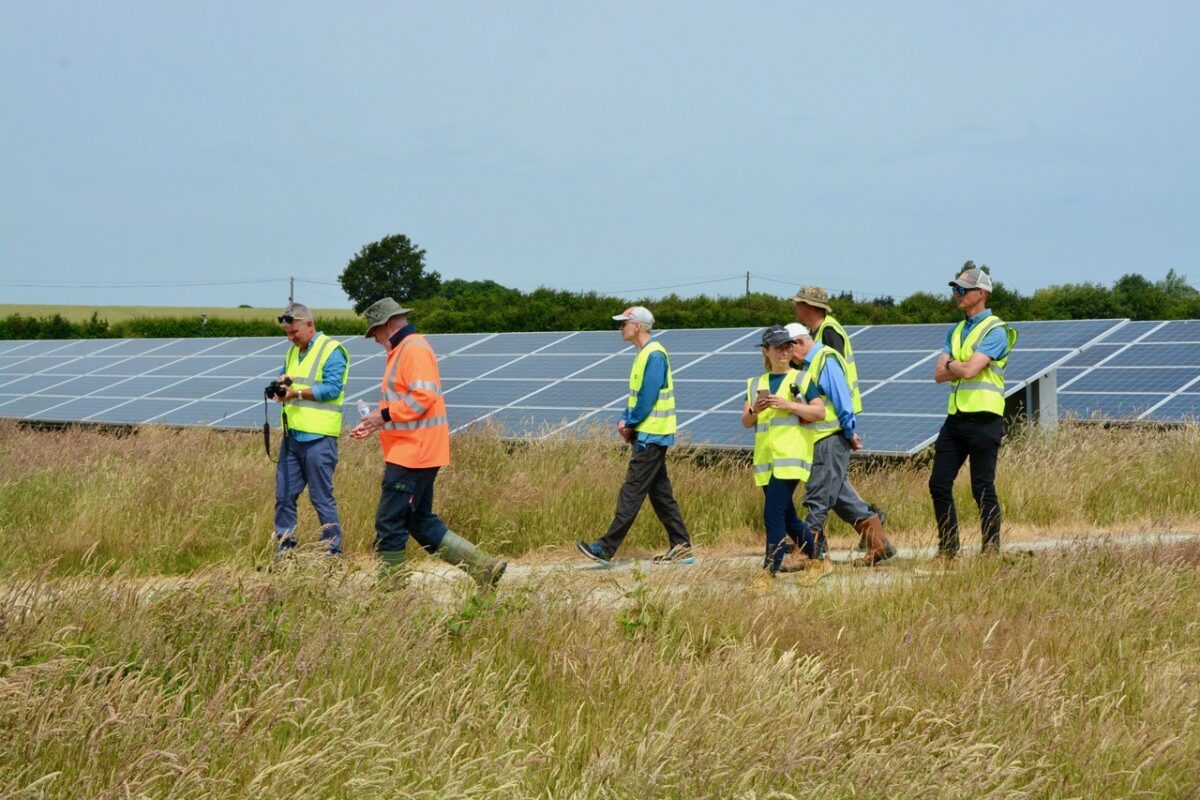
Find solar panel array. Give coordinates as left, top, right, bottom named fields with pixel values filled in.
left=1056, top=320, right=1200, bottom=422
left=2, top=318, right=1185, bottom=455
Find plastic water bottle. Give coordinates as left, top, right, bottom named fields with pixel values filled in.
left=357, top=400, right=372, bottom=420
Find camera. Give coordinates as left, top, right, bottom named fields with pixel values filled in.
left=265, top=376, right=293, bottom=399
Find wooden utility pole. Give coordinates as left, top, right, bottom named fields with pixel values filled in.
left=289, top=277, right=294, bottom=304
left=745, top=271, right=750, bottom=297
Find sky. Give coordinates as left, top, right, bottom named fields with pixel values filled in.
left=2, top=1, right=1197, bottom=310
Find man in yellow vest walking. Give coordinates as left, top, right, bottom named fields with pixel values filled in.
left=271, top=302, right=349, bottom=557
left=577, top=306, right=694, bottom=565
left=930, top=267, right=1018, bottom=558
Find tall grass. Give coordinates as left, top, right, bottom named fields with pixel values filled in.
left=2, top=546, right=1198, bottom=798
left=0, top=420, right=1197, bottom=576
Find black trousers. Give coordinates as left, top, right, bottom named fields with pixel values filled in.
left=374, top=463, right=448, bottom=555
left=928, top=413, right=1004, bottom=555
left=597, top=444, right=691, bottom=557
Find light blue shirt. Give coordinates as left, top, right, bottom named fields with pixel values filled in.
left=800, top=343, right=857, bottom=439
left=284, top=333, right=347, bottom=442
left=623, top=349, right=675, bottom=448
left=941, top=309, right=1012, bottom=361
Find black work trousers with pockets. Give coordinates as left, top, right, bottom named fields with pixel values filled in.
left=597, top=443, right=691, bottom=558
left=928, top=412, right=1004, bottom=556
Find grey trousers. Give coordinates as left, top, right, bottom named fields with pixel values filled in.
left=802, top=434, right=873, bottom=532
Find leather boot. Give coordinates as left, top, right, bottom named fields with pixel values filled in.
left=852, top=514, right=891, bottom=567
left=437, top=530, right=507, bottom=592
left=778, top=545, right=810, bottom=573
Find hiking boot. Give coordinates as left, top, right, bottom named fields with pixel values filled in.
left=852, top=514, right=890, bottom=567
left=778, top=548, right=810, bottom=573
left=857, top=505, right=887, bottom=550
left=576, top=541, right=611, bottom=565
left=652, top=543, right=694, bottom=564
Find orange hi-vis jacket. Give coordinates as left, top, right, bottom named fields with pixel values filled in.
left=379, top=332, right=450, bottom=468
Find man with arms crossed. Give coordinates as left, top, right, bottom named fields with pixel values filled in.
left=930, top=267, right=1018, bottom=558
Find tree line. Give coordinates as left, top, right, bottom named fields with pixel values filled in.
left=3, top=231, right=1196, bottom=339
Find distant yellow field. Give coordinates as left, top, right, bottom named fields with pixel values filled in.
left=0, top=304, right=359, bottom=322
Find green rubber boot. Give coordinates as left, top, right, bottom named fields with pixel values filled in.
left=436, top=531, right=507, bottom=592
left=376, top=548, right=409, bottom=588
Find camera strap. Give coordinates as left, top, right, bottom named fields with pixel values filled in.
left=263, top=397, right=289, bottom=463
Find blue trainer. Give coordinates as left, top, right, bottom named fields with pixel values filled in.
left=576, top=541, right=610, bottom=564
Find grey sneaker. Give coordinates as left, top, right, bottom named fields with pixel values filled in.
left=652, top=543, right=695, bottom=564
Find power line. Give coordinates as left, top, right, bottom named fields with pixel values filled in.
left=0, top=278, right=286, bottom=289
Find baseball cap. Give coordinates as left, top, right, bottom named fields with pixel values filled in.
left=784, top=322, right=810, bottom=341
left=949, top=268, right=993, bottom=292
left=789, top=285, right=832, bottom=311
left=362, top=297, right=413, bottom=337
left=612, top=306, right=655, bottom=329
left=759, top=325, right=794, bottom=348
left=277, top=302, right=312, bottom=324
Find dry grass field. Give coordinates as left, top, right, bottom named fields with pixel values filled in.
left=1, top=421, right=1199, bottom=798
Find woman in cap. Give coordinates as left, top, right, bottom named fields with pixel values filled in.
left=742, top=325, right=826, bottom=575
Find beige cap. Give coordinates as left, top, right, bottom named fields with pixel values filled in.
left=789, top=285, right=832, bottom=311
left=949, top=268, right=994, bottom=292
left=362, top=297, right=413, bottom=337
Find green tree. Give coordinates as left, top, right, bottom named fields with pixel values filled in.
left=339, top=234, right=442, bottom=314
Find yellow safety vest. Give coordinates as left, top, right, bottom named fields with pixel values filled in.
left=797, top=346, right=852, bottom=443
left=947, top=315, right=1018, bottom=415
left=747, top=369, right=812, bottom=486
left=814, top=314, right=862, bottom=413
left=283, top=333, right=348, bottom=436
left=628, top=340, right=677, bottom=436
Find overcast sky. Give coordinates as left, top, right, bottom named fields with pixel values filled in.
left=2, top=1, right=1197, bottom=310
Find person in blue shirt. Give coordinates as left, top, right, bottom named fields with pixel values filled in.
left=271, top=302, right=349, bottom=557
left=787, top=323, right=894, bottom=568
left=929, top=267, right=1018, bottom=558
left=577, top=306, right=693, bottom=565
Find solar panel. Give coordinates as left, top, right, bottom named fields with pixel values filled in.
left=4, top=318, right=1190, bottom=454
left=1056, top=319, right=1200, bottom=422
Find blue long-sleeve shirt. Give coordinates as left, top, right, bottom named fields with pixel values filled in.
left=800, top=343, right=857, bottom=439
left=623, top=349, right=674, bottom=448
left=941, top=309, right=1012, bottom=360
left=284, top=332, right=347, bottom=441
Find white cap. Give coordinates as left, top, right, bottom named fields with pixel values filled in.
left=612, top=306, right=655, bottom=329
left=784, top=322, right=810, bottom=341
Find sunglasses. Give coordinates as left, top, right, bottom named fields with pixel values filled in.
left=951, top=286, right=978, bottom=296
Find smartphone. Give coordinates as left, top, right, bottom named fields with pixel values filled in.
left=756, top=389, right=770, bottom=401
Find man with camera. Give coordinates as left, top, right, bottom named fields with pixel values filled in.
left=270, top=302, right=349, bottom=557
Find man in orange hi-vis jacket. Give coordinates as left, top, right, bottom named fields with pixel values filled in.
left=350, top=297, right=506, bottom=590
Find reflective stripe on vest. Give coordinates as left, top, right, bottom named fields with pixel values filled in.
left=628, top=340, right=677, bottom=436
left=814, top=315, right=861, bottom=413
left=797, top=346, right=852, bottom=443
left=380, top=336, right=442, bottom=430
left=947, top=315, right=1018, bottom=415
left=283, top=334, right=347, bottom=437
left=746, top=369, right=812, bottom=486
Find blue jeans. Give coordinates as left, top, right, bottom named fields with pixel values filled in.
left=762, top=476, right=813, bottom=572
left=274, top=434, right=342, bottom=554
left=374, top=463, right=449, bottom=555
